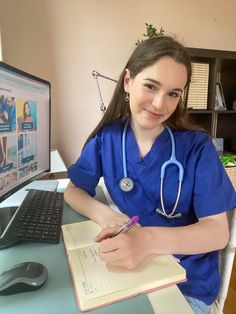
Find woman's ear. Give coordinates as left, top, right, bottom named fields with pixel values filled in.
left=124, top=69, right=131, bottom=93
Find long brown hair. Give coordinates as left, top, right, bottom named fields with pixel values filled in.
left=84, top=36, right=203, bottom=147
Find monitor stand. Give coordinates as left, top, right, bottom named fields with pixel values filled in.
left=0, top=206, right=20, bottom=249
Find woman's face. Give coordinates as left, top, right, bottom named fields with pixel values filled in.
left=124, top=56, right=187, bottom=132
left=24, top=103, right=30, bottom=115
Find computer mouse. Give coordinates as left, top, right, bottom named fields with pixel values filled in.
left=0, top=262, right=48, bottom=295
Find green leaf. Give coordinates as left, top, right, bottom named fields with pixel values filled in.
left=136, top=23, right=165, bottom=45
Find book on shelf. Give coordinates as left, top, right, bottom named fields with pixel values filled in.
left=62, top=220, right=187, bottom=312
left=215, top=83, right=226, bottom=110
left=186, top=62, right=209, bottom=109
left=218, top=82, right=226, bottom=108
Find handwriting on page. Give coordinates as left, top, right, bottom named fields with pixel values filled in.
left=74, top=245, right=180, bottom=300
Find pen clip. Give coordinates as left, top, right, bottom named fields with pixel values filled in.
left=111, top=216, right=139, bottom=238
left=126, top=215, right=139, bottom=228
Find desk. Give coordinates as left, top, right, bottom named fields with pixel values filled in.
left=0, top=180, right=192, bottom=314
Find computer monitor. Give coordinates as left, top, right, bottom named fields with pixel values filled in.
left=0, top=62, right=51, bottom=248
left=0, top=61, right=51, bottom=203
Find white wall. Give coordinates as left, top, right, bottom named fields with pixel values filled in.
left=0, top=26, right=2, bottom=61
left=0, top=0, right=236, bottom=166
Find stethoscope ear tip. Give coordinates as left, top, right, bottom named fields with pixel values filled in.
left=155, top=208, right=182, bottom=219
left=156, top=208, right=163, bottom=214
left=174, top=213, right=182, bottom=218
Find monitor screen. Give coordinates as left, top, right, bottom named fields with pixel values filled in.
left=0, top=61, right=51, bottom=203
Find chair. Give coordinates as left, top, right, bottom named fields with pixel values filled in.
left=211, top=207, right=236, bottom=314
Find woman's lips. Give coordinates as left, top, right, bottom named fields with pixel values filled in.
left=144, top=108, right=164, bottom=119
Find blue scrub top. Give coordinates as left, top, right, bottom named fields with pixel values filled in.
left=68, top=120, right=236, bottom=305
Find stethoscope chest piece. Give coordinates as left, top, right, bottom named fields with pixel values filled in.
left=119, top=177, right=134, bottom=192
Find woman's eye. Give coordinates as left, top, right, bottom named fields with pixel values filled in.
left=169, top=92, right=180, bottom=98
left=144, top=84, right=156, bottom=91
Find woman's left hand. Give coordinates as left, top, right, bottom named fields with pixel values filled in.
left=97, top=226, right=152, bottom=270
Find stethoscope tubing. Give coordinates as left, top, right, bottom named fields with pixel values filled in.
left=120, top=119, right=184, bottom=218
left=122, top=120, right=129, bottom=178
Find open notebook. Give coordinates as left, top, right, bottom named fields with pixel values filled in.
left=62, top=220, right=187, bottom=312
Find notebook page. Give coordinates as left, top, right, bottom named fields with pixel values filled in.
left=68, top=245, right=185, bottom=300
left=62, top=220, right=101, bottom=251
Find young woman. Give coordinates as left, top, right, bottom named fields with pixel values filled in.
left=21, top=101, right=34, bottom=131
left=64, top=36, right=236, bottom=314
left=23, top=101, right=33, bottom=123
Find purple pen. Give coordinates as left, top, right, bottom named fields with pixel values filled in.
left=111, top=215, right=139, bottom=238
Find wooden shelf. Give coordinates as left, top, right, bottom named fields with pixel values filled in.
left=186, top=48, right=236, bottom=154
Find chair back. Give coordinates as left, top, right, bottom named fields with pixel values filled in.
left=211, top=207, right=236, bottom=314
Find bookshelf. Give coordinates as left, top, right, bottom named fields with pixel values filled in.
left=186, top=47, right=236, bottom=154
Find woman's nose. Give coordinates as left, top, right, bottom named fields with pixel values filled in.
left=152, top=93, right=165, bottom=109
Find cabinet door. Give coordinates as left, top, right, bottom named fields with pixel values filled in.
left=188, top=111, right=213, bottom=135
left=216, top=112, right=236, bottom=153
left=221, top=59, right=236, bottom=110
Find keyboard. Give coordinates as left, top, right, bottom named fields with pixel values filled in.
left=7, top=189, right=64, bottom=244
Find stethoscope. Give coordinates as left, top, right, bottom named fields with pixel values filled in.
left=119, top=119, right=184, bottom=219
